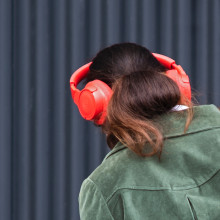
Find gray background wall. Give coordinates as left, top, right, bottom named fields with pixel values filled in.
left=0, top=0, right=219, bottom=219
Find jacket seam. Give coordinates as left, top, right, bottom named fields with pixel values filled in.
left=165, top=126, right=220, bottom=139
left=106, top=169, right=220, bottom=202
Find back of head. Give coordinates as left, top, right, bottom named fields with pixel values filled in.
left=86, top=43, right=167, bottom=87
left=85, top=43, right=191, bottom=157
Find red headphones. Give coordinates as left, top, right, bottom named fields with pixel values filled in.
left=70, top=53, right=191, bottom=125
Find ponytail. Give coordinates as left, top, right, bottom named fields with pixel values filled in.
left=103, top=70, right=190, bottom=157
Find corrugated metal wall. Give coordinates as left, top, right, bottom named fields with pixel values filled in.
left=0, top=0, right=219, bottom=219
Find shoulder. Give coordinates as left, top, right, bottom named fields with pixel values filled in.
left=79, top=178, right=114, bottom=220
left=85, top=143, right=132, bottom=200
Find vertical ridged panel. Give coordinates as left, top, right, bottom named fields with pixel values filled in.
left=210, top=0, right=220, bottom=105
left=194, top=0, right=209, bottom=103
left=12, top=0, right=34, bottom=219
left=159, top=0, right=173, bottom=55
left=0, top=0, right=12, bottom=219
left=0, top=1, right=219, bottom=220
left=141, top=0, right=158, bottom=49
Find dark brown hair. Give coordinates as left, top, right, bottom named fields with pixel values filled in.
left=86, top=43, right=193, bottom=157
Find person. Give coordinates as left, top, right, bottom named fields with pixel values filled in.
left=70, top=43, right=220, bottom=219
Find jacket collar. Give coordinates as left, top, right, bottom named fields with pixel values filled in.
left=104, top=105, right=220, bottom=160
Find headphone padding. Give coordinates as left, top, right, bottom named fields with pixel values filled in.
left=77, top=80, right=112, bottom=124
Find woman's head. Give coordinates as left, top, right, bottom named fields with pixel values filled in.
left=85, top=43, right=192, bottom=157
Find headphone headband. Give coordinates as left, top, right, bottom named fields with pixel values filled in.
left=153, top=53, right=189, bottom=83
left=70, top=62, right=92, bottom=87
left=70, top=54, right=188, bottom=89
left=153, top=53, right=175, bottom=69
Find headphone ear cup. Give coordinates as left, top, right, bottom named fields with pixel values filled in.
left=166, top=70, right=191, bottom=101
left=77, top=80, right=112, bottom=124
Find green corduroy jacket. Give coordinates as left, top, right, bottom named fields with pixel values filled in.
left=79, top=105, right=220, bottom=220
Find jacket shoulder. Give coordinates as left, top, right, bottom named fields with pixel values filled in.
left=79, top=178, right=114, bottom=220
